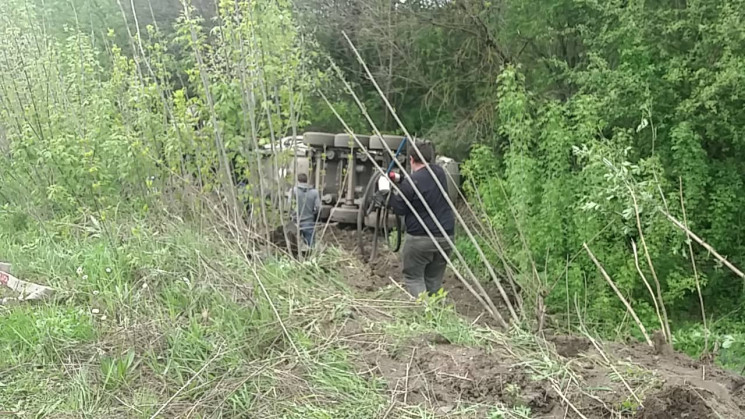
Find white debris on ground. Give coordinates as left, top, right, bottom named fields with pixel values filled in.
left=0, top=262, right=55, bottom=305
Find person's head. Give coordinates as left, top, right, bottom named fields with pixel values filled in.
left=297, top=173, right=308, bottom=184
left=407, top=140, right=435, bottom=171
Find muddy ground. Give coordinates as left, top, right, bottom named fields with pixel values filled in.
left=322, top=226, right=745, bottom=418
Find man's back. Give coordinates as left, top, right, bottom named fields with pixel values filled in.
left=390, top=147, right=456, bottom=298
left=291, top=183, right=320, bottom=225
left=391, top=164, right=455, bottom=237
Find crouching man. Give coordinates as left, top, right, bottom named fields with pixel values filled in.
left=390, top=141, right=455, bottom=298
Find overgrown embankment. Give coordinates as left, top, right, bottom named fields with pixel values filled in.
left=2, top=222, right=744, bottom=417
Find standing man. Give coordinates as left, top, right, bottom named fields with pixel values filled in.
left=289, top=173, right=321, bottom=248
left=390, top=141, right=455, bottom=298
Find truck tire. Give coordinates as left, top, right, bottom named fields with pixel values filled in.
left=302, top=132, right=335, bottom=147
left=369, top=135, right=405, bottom=151
left=334, top=133, right=370, bottom=149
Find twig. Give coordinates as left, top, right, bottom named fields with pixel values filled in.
left=577, top=315, right=643, bottom=407
left=663, top=211, right=745, bottom=280
left=381, top=401, right=396, bottom=419
left=631, top=240, right=666, bottom=340
left=341, top=31, right=520, bottom=324
left=319, top=74, right=504, bottom=322
left=389, top=276, right=414, bottom=299
left=584, top=243, right=653, bottom=347
left=319, top=90, right=507, bottom=328
left=404, top=347, right=416, bottom=404
left=249, top=263, right=302, bottom=358
left=629, top=188, right=671, bottom=341
left=679, top=177, right=708, bottom=352
left=551, top=383, right=589, bottom=419
left=564, top=256, right=570, bottom=330
left=150, top=344, right=225, bottom=419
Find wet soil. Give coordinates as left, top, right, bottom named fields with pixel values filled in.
left=324, top=227, right=745, bottom=418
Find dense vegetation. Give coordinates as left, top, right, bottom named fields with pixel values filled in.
left=304, top=0, right=745, bottom=363
left=1, top=0, right=745, bottom=414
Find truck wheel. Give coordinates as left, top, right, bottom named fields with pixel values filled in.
left=302, top=132, right=335, bottom=147
left=369, top=135, right=405, bottom=151
left=357, top=172, right=379, bottom=258
left=334, top=134, right=370, bottom=149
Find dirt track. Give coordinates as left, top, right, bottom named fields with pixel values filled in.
left=323, top=226, right=745, bottom=418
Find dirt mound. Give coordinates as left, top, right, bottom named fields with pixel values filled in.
left=353, top=331, right=745, bottom=418
left=548, top=335, right=592, bottom=358
left=638, top=385, right=714, bottom=418
left=445, top=276, right=512, bottom=326
left=354, top=335, right=558, bottom=415
left=325, top=226, right=745, bottom=417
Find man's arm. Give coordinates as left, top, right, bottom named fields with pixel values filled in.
left=390, top=178, right=413, bottom=216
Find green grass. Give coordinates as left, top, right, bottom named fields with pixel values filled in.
left=0, top=214, right=674, bottom=418
left=0, top=216, right=423, bottom=416
left=673, top=321, right=745, bottom=373
left=0, top=214, right=513, bottom=417
left=0, top=305, right=96, bottom=367
left=381, top=290, right=495, bottom=347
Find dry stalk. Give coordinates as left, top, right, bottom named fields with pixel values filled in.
left=496, top=330, right=589, bottom=419
left=495, top=177, right=543, bottom=296
left=631, top=240, right=666, bottom=341
left=150, top=344, right=225, bottom=419
left=388, top=276, right=414, bottom=299
left=565, top=256, right=571, bottom=330
left=663, top=211, right=745, bottom=280
left=467, top=177, right=524, bottom=310
left=340, top=32, right=520, bottom=324
left=179, top=0, right=242, bottom=224
left=246, top=262, right=302, bottom=358
left=678, top=178, right=708, bottom=352
left=574, top=298, right=643, bottom=408
left=584, top=243, right=653, bottom=347
left=629, top=188, right=672, bottom=341
left=185, top=373, right=263, bottom=418
left=404, top=347, right=416, bottom=404
left=551, top=383, right=589, bottom=419
left=313, top=165, right=351, bottom=256
left=326, top=97, right=504, bottom=326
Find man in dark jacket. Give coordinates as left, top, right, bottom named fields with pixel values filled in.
left=289, top=173, right=321, bottom=247
left=390, top=141, right=455, bottom=298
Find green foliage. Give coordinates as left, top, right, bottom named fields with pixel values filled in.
left=301, top=0, right=745, bottom=357
left=0, top=0, right=315, bottom=224
left=457, top=0, right=745, bottom=358
left=674, top=321, right=745, bottom=373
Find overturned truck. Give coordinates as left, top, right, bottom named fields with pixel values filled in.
left=258, top=132, right=461, bottom=257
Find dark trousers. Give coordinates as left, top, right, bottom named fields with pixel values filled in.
left=401, top=235, right=453, bottom=298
